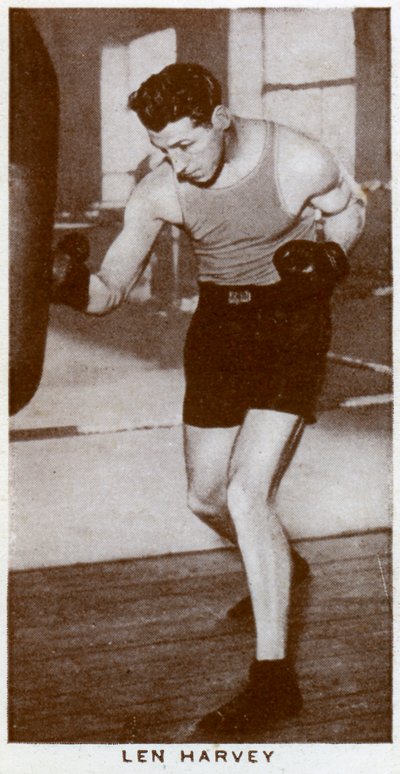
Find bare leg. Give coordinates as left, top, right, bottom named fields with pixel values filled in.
left=184, top=418, right=304, bottom=544
left=185, top=412, right=305, bottom=656
left=184, top=423, right=240, bottom=544
left=192, top=409, right=305, bottom=739
left=184, top=420, right=308, bottom=621
left=226, top=410, right=304, bottom=659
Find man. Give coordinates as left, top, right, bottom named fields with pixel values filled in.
left=52, top=63, right=366, bottom=739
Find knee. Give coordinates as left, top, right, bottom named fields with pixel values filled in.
left=226, top=477, right=251, bottom=519
left=226, top=476, right=271, bottom=524
left=187, top=486, right=225, bottom=520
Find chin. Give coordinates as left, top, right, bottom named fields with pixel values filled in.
left=194, top=169, right=219, bottom=186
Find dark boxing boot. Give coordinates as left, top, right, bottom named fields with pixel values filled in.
left=195, top=658, right=302, bottom=741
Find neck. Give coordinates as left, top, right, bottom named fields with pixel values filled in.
left=191, top=121, right=239, bottom=189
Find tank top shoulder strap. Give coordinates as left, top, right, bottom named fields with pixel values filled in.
left=269, top=121, right=296, bottom=217
left=174, top=119, right=289, bottom=226
left=255, top=120, right=291, bottom=216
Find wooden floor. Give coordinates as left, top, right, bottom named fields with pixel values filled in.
left=8, top=531, right=391, bottom=744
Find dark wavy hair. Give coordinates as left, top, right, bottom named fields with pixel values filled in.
left=127, top=63, right=222, bottom=132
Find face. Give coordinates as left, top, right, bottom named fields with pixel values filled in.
left=148, top=108, right=229, bottom=185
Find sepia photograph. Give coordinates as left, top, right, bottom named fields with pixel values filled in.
left=4, top=1, right=395, bottom=767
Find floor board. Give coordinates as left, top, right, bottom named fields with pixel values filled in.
left=8, top=531, right=391, bottom=743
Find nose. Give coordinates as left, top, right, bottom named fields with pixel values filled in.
left=170, top=150, right=187, bottom=175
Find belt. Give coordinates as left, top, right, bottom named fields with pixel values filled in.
left=198, top=282, right=282, bottom=306
left=197, top=280, right=328, bottom=308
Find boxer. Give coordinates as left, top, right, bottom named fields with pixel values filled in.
left=52, top=63, right=366, bottom=740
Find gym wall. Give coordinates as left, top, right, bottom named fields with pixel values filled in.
left=30, top=7, right=389, bottom=213
left=228, top=8, right=391, bottom=300
left=30, top=8, right=229, bottom=212
left=28, top=7, right=390, bottom=303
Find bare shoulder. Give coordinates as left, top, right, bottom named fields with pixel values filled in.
left=125, top=161, right=183, bottom=226
left=278, top=124, right=338, bottom=183
left=276, top=124, right=340, bottom=213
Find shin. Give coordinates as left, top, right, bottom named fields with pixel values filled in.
left=227, top=411, right=304, bottom=660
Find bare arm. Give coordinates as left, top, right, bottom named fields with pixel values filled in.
left=278, top=126, right=366, bottom=252
left=311, top=164, right=366, bottom=252
left=87, top=165, right=181, bottom=314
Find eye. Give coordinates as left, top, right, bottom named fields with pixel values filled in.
left=149, top=139, right=167, bottom=155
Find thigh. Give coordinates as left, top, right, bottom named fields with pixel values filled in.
left=228, top=409, right=304, bottom=501
left=184, top=423, right=239, bottom=502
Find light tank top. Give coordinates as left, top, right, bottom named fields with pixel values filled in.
left=176, top=121, right=316, bottom=286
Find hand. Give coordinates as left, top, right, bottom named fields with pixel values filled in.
left=51, top=233, right=91, bottom=310
left=273, top=239, right=349, bottom=294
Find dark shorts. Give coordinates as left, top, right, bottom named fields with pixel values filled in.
left=183, top=281, right=332, bottom=428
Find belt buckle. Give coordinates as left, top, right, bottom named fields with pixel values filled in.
left=228, top=289, right=252, bottom=305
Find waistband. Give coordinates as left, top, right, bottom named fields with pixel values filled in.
left=199, top=282, right=310, bottom=311
left=198, top=281, right=285, bottom=306
left=197, top=280, right=329, bottom=308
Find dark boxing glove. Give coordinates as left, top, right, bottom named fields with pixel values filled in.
left=51, top=232, right=91, bottom=311
left=273, top=239, right=349, bottom=294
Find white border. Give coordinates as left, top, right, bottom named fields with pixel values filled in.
left=1, top=2, right=398, bottom=772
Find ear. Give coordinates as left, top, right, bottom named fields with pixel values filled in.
left=211, top=105, right=231, bottom=131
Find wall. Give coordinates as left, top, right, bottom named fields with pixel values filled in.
left=229, top=8, right=390, bottom=183
left=30, top=8, right=390, bottom=208
left=10, top=8, right=392, bottom=570
left=229, top=8, right=357, bottom=172
left=29, top=7, right=390, bottom=299
left=30, top=8, right=229, bottom=211
left=353, top=9, right=390, bottom=182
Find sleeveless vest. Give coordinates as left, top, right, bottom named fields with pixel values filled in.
left=176, top=121, right=316, bottom=286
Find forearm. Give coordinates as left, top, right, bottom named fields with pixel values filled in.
left=321, top=196, right=366, bottom=253
left=86, top=232, right=151, bottom=314
left=86, top=259, right=147, bottom=315
left=51, top=231, right=151, bottom=316
left=51, top=169, right=170, bottom=315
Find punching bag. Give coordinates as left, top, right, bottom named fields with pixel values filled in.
left=9, top=10, right=59, bottom=415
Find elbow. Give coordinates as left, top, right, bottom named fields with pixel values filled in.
left=322, top=198, right=366, bottom=253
